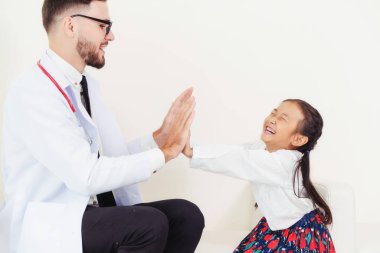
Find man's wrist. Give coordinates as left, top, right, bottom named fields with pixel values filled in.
left=160, top=147, right=174, bottom=163
left=153, top=129, right=164, bottom=147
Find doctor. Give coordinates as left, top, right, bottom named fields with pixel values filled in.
left=0, top=0, right=204, bottom=253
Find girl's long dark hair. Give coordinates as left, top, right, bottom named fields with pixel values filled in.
left=284, top=99, right=332, bottom=225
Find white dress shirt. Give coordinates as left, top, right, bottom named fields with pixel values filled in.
left=190, top=141, right=315, bottom=231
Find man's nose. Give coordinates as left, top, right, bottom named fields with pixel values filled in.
left=106, top=30, right=115, bottom=41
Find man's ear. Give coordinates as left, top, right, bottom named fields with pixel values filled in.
left=62, top=16, right=76, bottom=38
left=291, top=133, right=308, bottom=147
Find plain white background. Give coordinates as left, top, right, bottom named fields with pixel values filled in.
left=0, top=0, right=379, bottom=229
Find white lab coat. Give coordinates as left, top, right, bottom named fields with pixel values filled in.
left=0, top=51, right=164, bottom=253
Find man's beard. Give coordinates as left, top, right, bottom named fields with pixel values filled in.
left=76, top=38, right=105, bottom=69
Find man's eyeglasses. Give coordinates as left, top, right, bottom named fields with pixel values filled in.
left=71, top=14, right=112, bottom=35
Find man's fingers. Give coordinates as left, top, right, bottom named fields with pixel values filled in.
left=181, top=87, right=193, bottom=102
left=173, top=87, right=193, bottom=106
left=160, top=96, right=194, bottom=138
left=179, top=87, right=193, bottom=102
left=177, top=97, right=196, bottom=125
left=166, top=89, right=193, bottom=121
left=184, top=110, right=196, bottom=131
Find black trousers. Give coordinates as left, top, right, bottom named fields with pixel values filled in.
left=82, top=199, right=205, bottom=253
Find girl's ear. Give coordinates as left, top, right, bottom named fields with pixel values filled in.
left=291, top=133, right=308, bottom=147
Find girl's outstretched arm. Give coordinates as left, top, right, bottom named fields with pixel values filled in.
left=189, top=144, right=300, bottom=187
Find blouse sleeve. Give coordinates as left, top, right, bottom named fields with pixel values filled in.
left=190, top=144, right=300, bottom=187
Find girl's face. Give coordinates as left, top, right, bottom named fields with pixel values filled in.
left=261, top=101, right=308, bottom=152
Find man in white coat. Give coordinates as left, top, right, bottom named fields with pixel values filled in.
left=0, top=0, right=204, bottom=252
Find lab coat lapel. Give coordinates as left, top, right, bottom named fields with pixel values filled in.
left=65, top=86, right=100, bottom=154
left=40, top=52, right=100, bottom=152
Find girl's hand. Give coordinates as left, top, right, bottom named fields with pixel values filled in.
left=182, top=131, right=193, bottom=158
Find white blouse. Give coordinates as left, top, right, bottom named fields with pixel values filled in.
left=190, top=141, right=315, bottom=231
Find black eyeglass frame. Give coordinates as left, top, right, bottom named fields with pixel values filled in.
left=70, top=14, right=113, bottom=35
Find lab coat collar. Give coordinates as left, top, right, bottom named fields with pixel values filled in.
left=39, top=50, right=98, bottom=134
left=38, top=50, right=73, bottom=90
left=46, top=48, right=84, bottom=89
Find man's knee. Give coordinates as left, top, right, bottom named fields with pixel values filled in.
left=115, top=207, right=169, bottom=253
left=172, top=199, right=205, bottom=230
left=135, top=207, right=170, bottom=243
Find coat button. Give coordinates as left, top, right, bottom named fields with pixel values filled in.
left=88, top=138, right=93, bottom=145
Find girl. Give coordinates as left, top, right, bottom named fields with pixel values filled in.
left=183, top=99, right=336, bottom=253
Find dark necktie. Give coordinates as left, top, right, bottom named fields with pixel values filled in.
left=80, top=76, right=117, bottom=207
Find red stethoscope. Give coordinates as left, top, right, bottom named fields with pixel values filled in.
left=37, top=60, right=76, bottom=113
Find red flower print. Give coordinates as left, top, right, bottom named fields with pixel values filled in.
left=268, top=238, right=279, bottom=249
left=330, top=240, right=336, bottom=253
left=283, top=229, right=289, bottom=238
left=300, top=236, right=307, bottom=249
left=316, top=214, right=322, bottom=223
left=245, top=248, right=253, bottom=253
left=310, top=237, right=317, bottom=250
left=264, top=234, right=272, bottom=241
left=319, top=239, right=326, bottom=251
left=288, top=232, right=297, bottom=241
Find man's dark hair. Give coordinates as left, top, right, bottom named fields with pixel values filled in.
left=42, top=0, right=107, bottom=33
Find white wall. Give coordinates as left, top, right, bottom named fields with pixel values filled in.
left=1, top=0, right=379, bottom=226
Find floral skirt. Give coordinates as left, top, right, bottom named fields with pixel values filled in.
left=233, top=210, right=335, bottom=253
